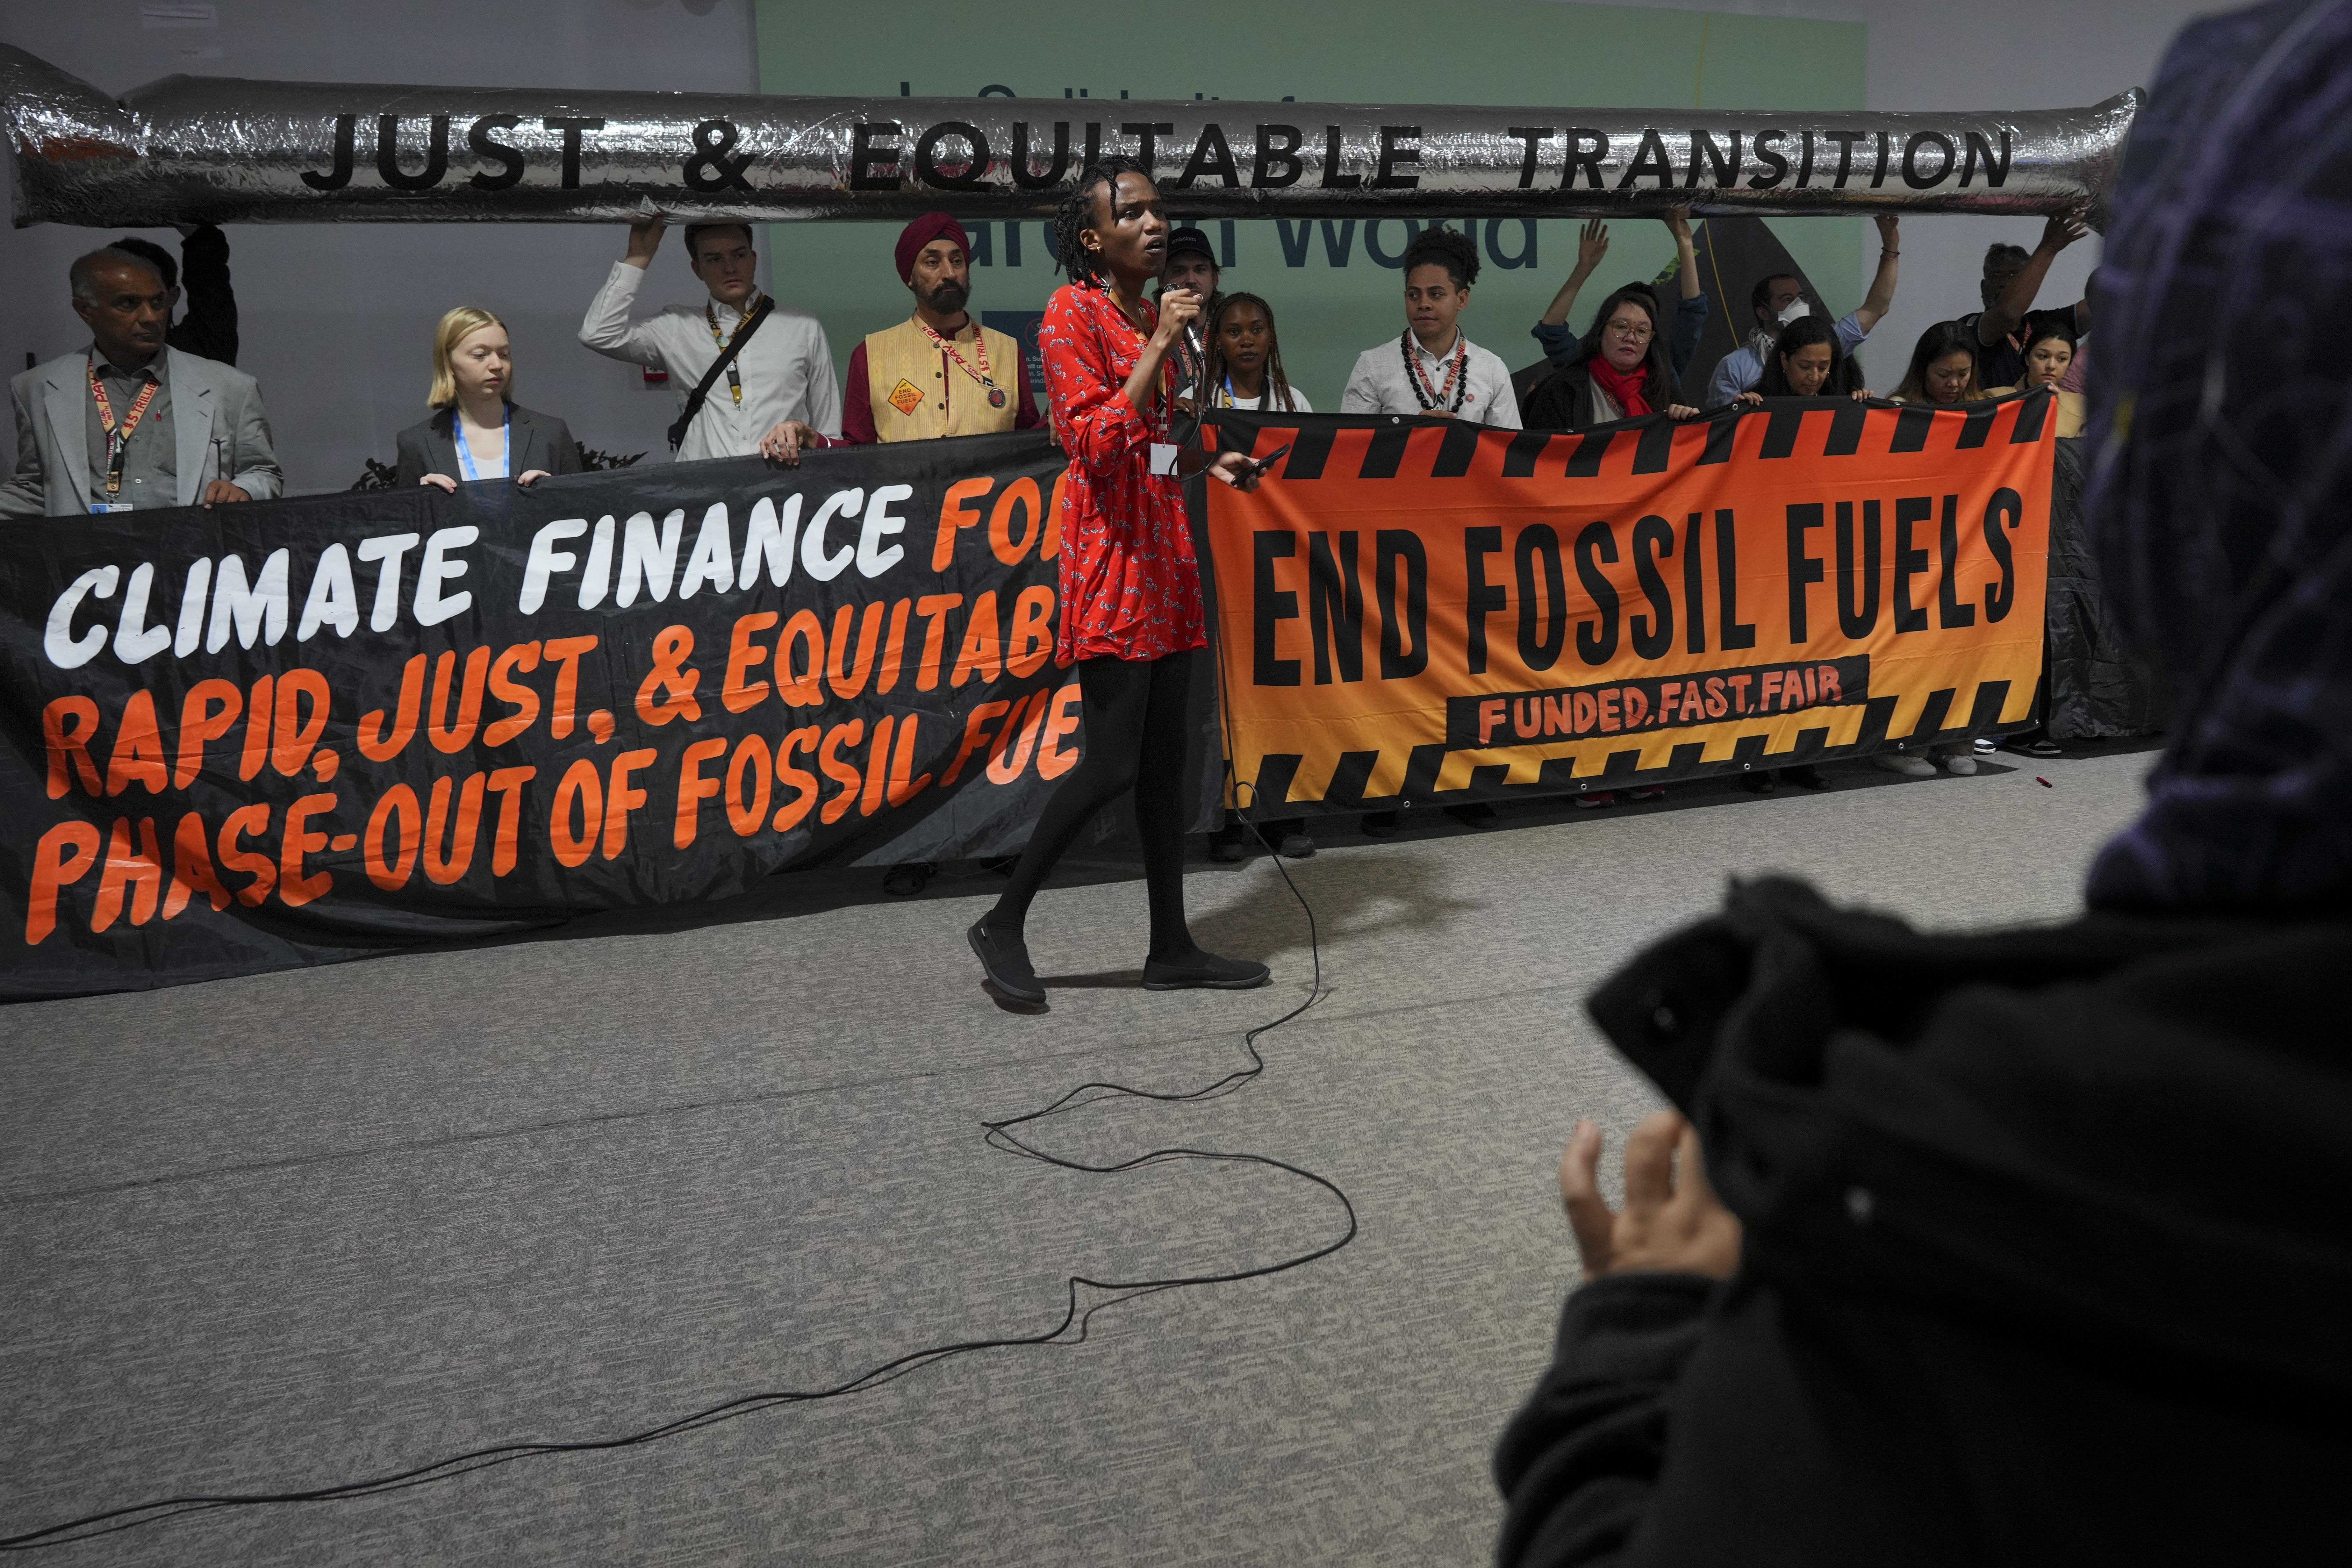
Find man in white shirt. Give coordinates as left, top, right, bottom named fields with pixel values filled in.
left=1704, top=216, right=1900, bottom=408
left=579, top=217, right=841, bottom=463
left=1340, top=227, right=1513, bottom=838
left=1341, top=227, right=1519, bottom=429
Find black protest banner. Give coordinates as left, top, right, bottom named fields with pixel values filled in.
left=1, top=433, right=1215, bottom=1002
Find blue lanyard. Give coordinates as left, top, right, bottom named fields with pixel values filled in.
left=453, top=410, right=508, bottom=481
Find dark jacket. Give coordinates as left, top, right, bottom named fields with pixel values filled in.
left=165, top=223, right=239, bottom=367
left=1518, top=362, right=1613, bottom=430
left=394, top=403, right=583, bottom=488
left=1494, top=877, right=2352, bottom=1566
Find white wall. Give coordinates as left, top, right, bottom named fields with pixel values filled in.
left=2, top=0, right=2220, bottom=493
left=0, top=0, right=757, bottom=494
left=1575, top=0, right=2225, bottom=383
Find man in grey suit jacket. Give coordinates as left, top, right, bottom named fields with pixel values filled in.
left=1, top=248, right=281, bottom=519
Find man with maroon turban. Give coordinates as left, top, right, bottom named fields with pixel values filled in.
left=840, top=212, right=1041, bottom=444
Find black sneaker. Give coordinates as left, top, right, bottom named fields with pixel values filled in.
left=1444, top=802, right=1498, bottom=828
left=1141, top=949, right=1272, bottom=991
left=1785, top=764, right=1830, bottom=791
left=968, top=919, right=1046, bottom=1005
left=1208, top=824, right=1248, bottom=863
left=1277, top=831, right=1316, bottom=859
left=1361, top=810, right=1401, bottom=837
left=2004, top=737, right=2064, bottom=759
left=1739, top=771, right=1776, bottom=794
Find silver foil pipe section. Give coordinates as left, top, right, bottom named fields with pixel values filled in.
left=3, top=46, right=2138, bottom=229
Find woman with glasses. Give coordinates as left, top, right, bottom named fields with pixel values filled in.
left=1518, top=286, right=1702, bottom=430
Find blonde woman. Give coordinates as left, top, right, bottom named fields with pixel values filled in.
left=395, top=306, right=582, bottom=490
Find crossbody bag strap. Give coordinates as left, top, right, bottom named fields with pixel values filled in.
left=667, top=297, right=775, bottom=452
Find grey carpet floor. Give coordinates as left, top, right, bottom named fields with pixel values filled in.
left=0, top=746, right=2157, bottom=1565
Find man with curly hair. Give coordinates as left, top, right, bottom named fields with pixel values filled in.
left=1340, top=226, right=1520, bottom=429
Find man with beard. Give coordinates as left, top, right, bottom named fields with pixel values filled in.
left=841, top=213, right=1041, bottom=444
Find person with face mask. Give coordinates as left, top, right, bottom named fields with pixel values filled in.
left=579, top=217, right=839, bottom=466
left=1704, top=216, right=1901, bottom=409
left=840, top=213, right=1041, bottom=445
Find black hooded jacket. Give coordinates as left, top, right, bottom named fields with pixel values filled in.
left=1494, top=877, right=2352, bottom=1566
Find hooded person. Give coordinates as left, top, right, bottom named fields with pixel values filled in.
left=840, top=211, right=1042, bottom=444
left=1491, top=5, right=2352, bottom=1563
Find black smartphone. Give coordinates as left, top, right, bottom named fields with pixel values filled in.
left=1248, top=441, right=1294, bottom=474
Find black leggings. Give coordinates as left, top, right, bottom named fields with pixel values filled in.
left=987, top=649, right=1198, bottom=959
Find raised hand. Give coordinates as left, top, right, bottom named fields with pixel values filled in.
left=1559, top=1110, right=1742, bottom=1281
left=1663, top=207, right=1693, bottom=248
left=1874, top=212, right=1900, bottom=249
left=623, top=213, right=668, bottom=268
left=1576, top=218, right=1610, bottom=275
left=2038, top=211, right=2090, bottom=254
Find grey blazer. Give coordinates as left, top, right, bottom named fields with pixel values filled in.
left=1, top=346, right=283, bottom=518
left=394, top=404, right=583, bottom=489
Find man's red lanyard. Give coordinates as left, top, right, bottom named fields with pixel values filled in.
left=705, top=293, right=767, bottom=407
left=89, top=360, right=161, bottom=498
left=918, top=320, right=1008, bottom=409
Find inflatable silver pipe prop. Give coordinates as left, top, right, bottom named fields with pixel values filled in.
left=3, top=46, right=2138, bottom=230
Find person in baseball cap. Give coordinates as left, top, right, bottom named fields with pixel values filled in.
left=1155, top=225, right=1223, bottom=412
left=841, top=211, right=1041, bottom=444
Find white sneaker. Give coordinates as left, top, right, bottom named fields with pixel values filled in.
left=1873, top=751, right=1936, bottom=778
left=1972, top=737, right=1997, bottom=755
left=1942, top=753, right=1977, bottom=776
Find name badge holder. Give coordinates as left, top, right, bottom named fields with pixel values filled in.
left=454, top=412, right=510, bottom=482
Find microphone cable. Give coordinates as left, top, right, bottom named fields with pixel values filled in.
left=0, top=633, right=1348, bottom=1552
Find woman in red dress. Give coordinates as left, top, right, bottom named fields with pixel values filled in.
left=968, top=155, right=1268, bottom=1006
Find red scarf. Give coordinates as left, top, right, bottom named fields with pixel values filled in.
left=1588, top=354, right=1653, bottom=418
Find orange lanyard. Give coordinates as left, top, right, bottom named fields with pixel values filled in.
left=918, top=321, right=1007, bottom=408
left=89, top=361, right=161, bottom=496
left=705, top=294, right=766, bottom=405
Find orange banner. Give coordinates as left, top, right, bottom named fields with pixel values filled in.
left=1201, top=393, right=2055, bottom=811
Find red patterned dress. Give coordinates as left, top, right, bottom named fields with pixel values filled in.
left=1038, top=280, right=1206, bottom=664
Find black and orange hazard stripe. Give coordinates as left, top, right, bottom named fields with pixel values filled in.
left=1197, top=391, right=2055, bottom=812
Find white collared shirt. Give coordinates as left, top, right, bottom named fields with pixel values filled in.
left=579, top=260, right=843, bottom=461
left=1340, top=329, right=1520, bottom=428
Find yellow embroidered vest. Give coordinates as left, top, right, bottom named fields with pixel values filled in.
left=864, top=318, right=1023, bottom=441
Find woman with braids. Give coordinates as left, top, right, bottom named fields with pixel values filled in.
left=1198, top=291, right=1315, bottom=863
left=966, top=156, right=1271, bottom=1007
left=1201, top=292, right=1312, bottom=414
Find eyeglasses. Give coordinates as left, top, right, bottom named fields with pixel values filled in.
left=1605, top=321, right=1653, bottom=341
